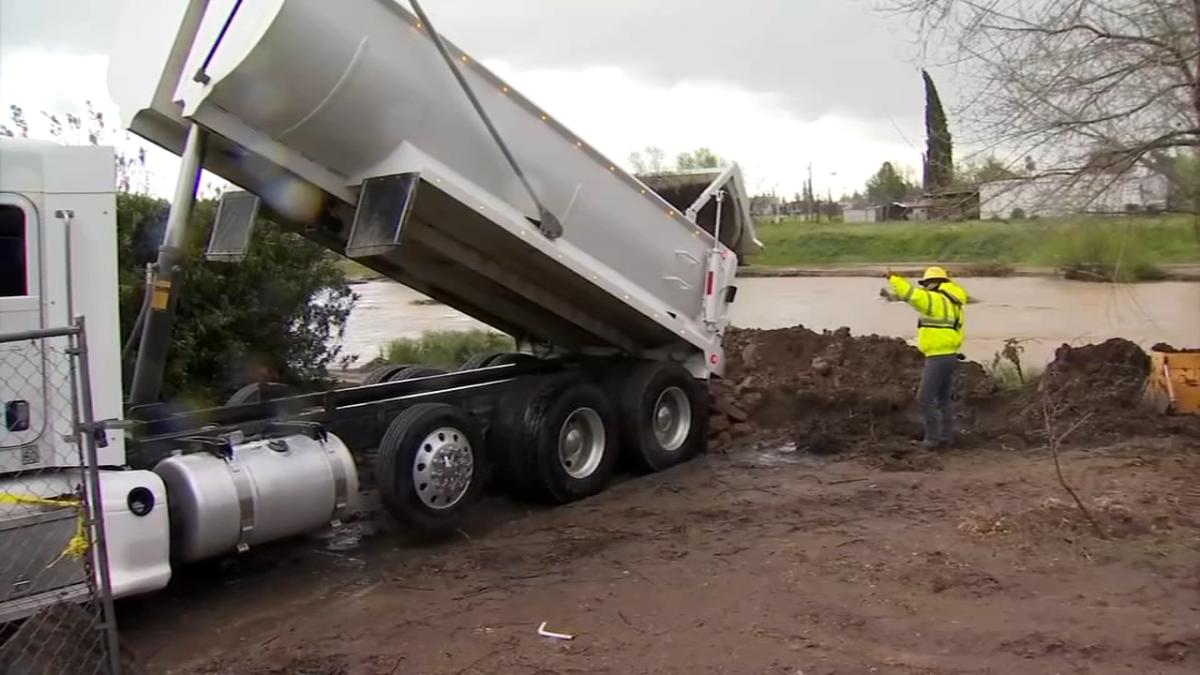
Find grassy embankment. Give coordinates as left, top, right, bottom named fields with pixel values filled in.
left=747, top=214, right=1200, bottom=281
left=338, top=259, right=380, bottom=281
left=379, top=330, right=514, bottom=369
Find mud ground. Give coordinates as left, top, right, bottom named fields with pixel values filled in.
left=121, top=434, right=1200, bottom=675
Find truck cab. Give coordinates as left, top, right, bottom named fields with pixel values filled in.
left=0, top=138, right=171, bottom=621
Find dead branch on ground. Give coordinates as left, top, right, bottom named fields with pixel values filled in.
left=1041, top=398, right=1106, bottom=539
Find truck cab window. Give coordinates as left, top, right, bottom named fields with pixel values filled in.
left=0, top=204, right=26, bottom=297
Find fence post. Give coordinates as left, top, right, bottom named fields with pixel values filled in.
left=0, top=323, right=121, bottom=673
left=72, top=317, right=123, bottom=675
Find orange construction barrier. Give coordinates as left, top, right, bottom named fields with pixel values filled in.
left=1146, top=348, right=1200, bottom=416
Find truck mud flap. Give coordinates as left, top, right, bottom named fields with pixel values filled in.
left=206, top=190, right=260, bottom=262
left=346, top=173, right=420, bottom=259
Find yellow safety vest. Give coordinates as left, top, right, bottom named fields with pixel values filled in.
left=889, top=276, right=967, bottom=357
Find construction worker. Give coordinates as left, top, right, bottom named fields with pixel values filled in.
left=885, top=266, right=967, bottom=450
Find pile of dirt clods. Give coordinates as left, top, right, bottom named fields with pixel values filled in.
left=708, top=326, right=1193, bottom=454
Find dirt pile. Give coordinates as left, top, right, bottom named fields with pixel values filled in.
left=708, top=326, right=993, bottom=453
left=1005, top=338, right=1198, bottom=441
left=709, top=327, right=1197, bottom=453
left=1006, top=339, right=1154, bottom=437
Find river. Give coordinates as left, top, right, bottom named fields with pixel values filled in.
left=340, top=277, right=1199, bottom=366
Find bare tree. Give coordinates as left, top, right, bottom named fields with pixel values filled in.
left=628, top=145, right=668, bottom=174
left=676, top=147, right=724, bottom=170
left=2, top=102, right=151, bottom=194
left=887, top=0, right=1200, bottom=212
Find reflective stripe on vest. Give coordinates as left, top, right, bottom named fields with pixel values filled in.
left=917, top=290, right=962, bottom=330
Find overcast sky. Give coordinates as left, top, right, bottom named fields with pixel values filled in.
left=0, top=0, right=941, bottom=198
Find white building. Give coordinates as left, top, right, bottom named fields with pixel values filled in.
left=843, top=206, right=878, bottom=223
left=980, top=169, right=1170, bottom=220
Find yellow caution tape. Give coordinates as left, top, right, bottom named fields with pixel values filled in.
left=0, top=493, right=89, bottom=565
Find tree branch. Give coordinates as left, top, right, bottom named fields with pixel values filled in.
left=980, top=21, right=1177, bottom=54
left=1042, top=403, right=1106, bottom=540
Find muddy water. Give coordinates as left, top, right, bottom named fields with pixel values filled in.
left=341, top=277, right=1199, bottom=365
left=730, top=276, right=1199, bottom=365
left=341, top=281, right=493, bottom=361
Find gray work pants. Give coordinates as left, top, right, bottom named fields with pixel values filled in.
left=918, top=354, right=959, bottom=446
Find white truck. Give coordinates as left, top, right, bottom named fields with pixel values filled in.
left=0, top=0, right=758, bottom=619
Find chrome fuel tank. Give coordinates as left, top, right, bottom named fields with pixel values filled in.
left=154, top=433, right=359, bottom=562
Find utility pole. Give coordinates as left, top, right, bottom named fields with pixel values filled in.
left=827, top=171, right=837, bottom=222
left=806, top=163, right=814, bottom=222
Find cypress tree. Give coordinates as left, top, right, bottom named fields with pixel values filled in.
left=922, top=70, right=953, bottom=192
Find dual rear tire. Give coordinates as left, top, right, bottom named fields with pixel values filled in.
left=373, top=360, right=708, bottom=534
left=492, top=376, right=617, bottom=504
left=491, top=361, right=707, bottom=503
left=614, top=362, right=707, bottom=473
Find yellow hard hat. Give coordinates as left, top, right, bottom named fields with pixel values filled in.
left=920, top=266, right=950, bottom=283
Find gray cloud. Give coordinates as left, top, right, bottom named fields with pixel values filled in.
left=418, top=0, right=927, bottom=122
left=0, top=0, right=122, bottom=55
left=2, top=0, right=930, bottom=123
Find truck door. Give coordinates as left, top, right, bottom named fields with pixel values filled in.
left=0, top=194, right=47, bottom=470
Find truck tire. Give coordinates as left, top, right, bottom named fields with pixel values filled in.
left=615, top=362, right=707, bottom=473
left=497, top=377, right=617, bottom=504
left=391, top=366, right=445, bottom=380
left=490, top=352, right=535, bottom=366
left=225, top=382, right=295, bottom=406
left=457, top=352, right=502, bottom=371
left=376, top=403, right=484, bottom=535
left=363, top=364, right=411, bottom=385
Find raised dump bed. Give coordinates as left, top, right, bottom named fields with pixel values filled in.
left=110, top=0, right=757, bottom=374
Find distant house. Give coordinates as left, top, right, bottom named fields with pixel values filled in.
left=843, top=202, right=910, bottom=223
left=979, top=168, right=1169, bottom=219
left=918, top=189, right=980, bottom=221
left=843, top=207, right=874, bottom=223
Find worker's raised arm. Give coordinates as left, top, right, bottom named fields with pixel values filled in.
left=888, top=274, right=935, bottom=315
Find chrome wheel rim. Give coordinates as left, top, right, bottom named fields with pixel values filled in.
left=412, top=427, right=474, bottom=509
left=653, top=387, right=692, bottom=452
left=558, top=408, right=605, bottom=479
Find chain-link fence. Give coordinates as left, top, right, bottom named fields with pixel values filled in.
left=0, top=322, right=122, bottom=675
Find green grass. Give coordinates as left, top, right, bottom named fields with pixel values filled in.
left=336, top=258, right=380, bottom=281
left=381, top=330, right=515, bottom=368
left=747, top=215, right=1199, bottom=281
left=985, top=361, right=1044, bottom=389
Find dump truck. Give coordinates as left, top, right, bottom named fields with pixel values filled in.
left=0, top=0, right=757, bottom=619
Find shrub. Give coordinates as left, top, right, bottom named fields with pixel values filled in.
left=118, top=194, right=356, bottom=406
left=1041, top=220, right=1167, bottom=282
left=381, top=330, right=514, bottom=368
